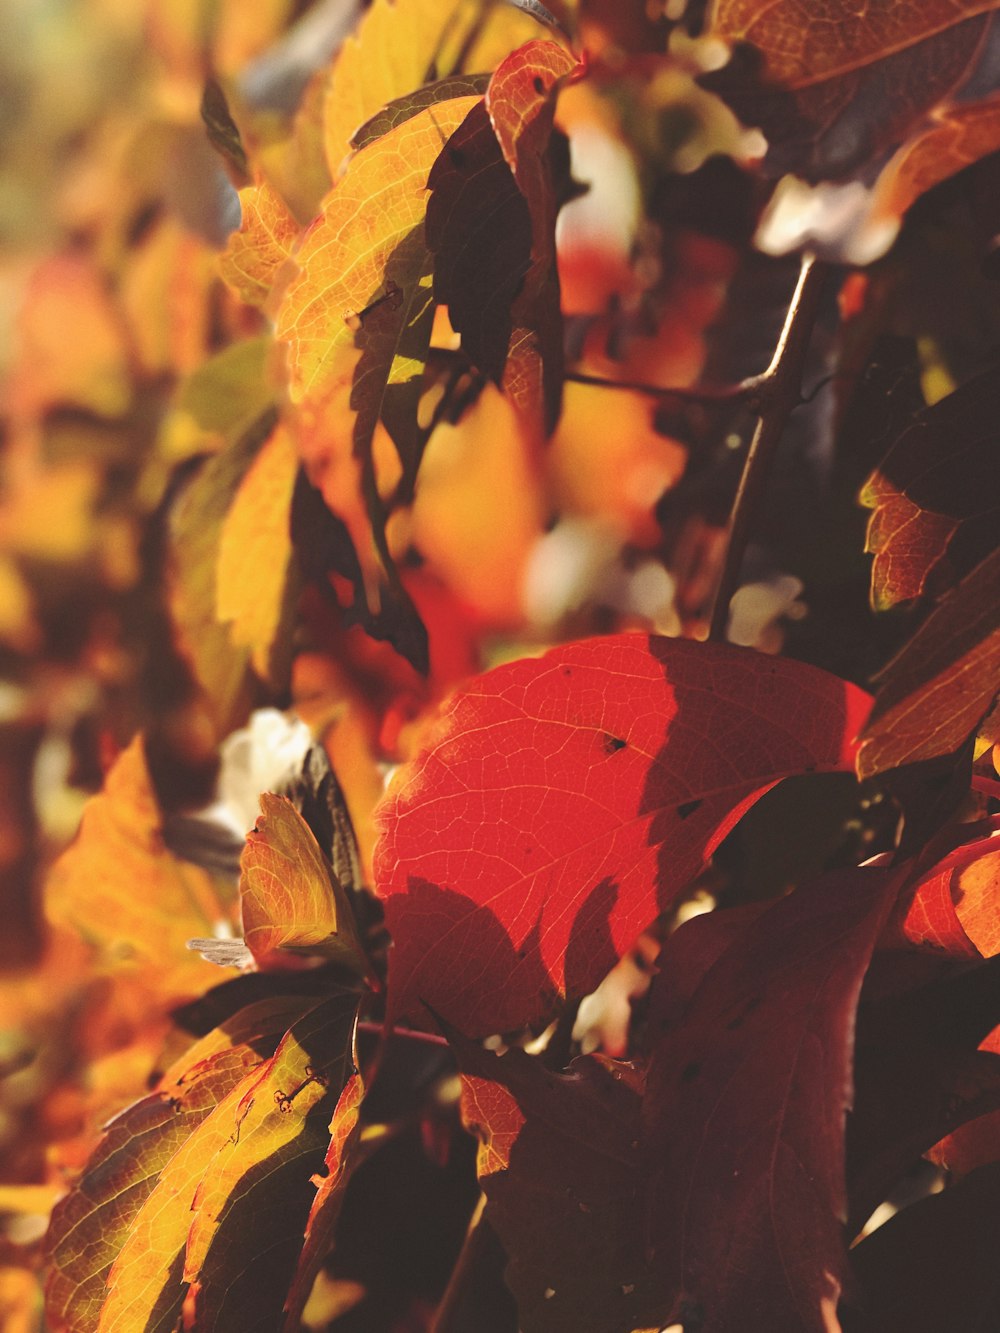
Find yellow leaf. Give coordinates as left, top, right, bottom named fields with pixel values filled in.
left=216, top=421, right=299, bottom=681
left=323, top=0, right=541, bottom=177
left=276, top=94, right=479, bottom=606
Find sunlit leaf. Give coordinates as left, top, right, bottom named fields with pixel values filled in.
left=240, top=793, right=368, bottom=976
left=218, top=181, right=299, bottom=309
left=97, top=992, right=357, bottom=1332
left=375, top=634, right=871, bottom=1035
left=216, top=421, right=299, bottom=683
left=45, top=996, right=309, bottom=1332
left=276, top=94, right=480, bottom=665
left=167, top=410, right=278, bottom=735
left=322, top=0, right=543, bottom=176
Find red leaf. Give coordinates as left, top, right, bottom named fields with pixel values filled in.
left=641, top=866, right=900, bottom=1333
left=880, top=832, right=1000, bottom=959
left=374, top=634, right=871, bottom=1036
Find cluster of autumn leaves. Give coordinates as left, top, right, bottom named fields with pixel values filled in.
left=1, top=0, right=1000, bottom=1329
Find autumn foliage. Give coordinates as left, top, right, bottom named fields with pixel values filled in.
left=2, top=0, right=1000, bottom=1329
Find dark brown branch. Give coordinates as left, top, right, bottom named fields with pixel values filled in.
left=707, top=255, right=829, bottom=643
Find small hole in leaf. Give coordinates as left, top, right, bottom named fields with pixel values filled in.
left=603, top=734, right=627, bottom=755
left=681, top=1061, right=700, bottom=1082
left=533, top=75, right=545, bottom=93
left=677, top=799, right=702, bottom=820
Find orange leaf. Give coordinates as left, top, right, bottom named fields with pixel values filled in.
left=240, top=794, right=368, bottom=975
left=45, top=737, right=235, bottom=1006
left=870, top=93, right=1000, bottom=227
left=218, top=181, right=300, bottom=309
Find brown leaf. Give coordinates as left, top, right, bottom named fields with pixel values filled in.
left=857, top=546, right=1000, bottom=778
left=861, top=368, right=1000, bottom=610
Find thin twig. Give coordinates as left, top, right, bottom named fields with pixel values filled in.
left=566, top=366, right=761, bottom=408
left=707, top=255, right=828, bottom=643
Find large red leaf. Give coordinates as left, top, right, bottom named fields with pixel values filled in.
left=641, top=866, right=900, bottom=1333
left=374, top=634, right=871, bottom=1036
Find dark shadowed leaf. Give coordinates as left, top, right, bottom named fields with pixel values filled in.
left=427, top=41, right=575, bottom=433
left=849, top=951, right=1000, bottom=1233
left=857, top=545, right=1000, bottom=777
left=861, top=368, right=1000, bottom=609
left=449, top=1028, right=667, bottom=1333
left=374, top=634, right=871, bottom=1036
left=641, top=866, right=900, bottom=1333
left=844, top=1163, right=1000, bottom=1333
left=704, top=0, right=1000, bottom=180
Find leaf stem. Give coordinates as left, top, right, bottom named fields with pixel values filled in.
left=430, top=1195, right=490, bottom=1333
left=707, top=254, right=828, bottom=643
